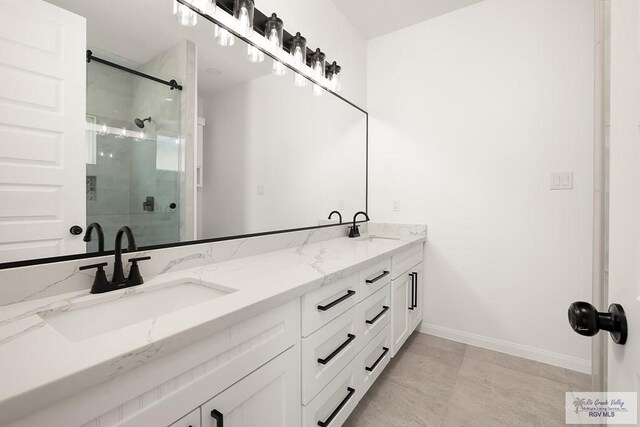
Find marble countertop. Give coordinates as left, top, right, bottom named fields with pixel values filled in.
left=0, top=232, right=425, bottom=424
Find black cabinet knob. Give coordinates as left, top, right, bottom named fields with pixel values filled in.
left=568, top=301, right=628, bottom=345
left=70, top=225, right=83, bottom=235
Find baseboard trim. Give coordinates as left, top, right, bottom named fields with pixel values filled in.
left=418, top=322, right=591, bottom=374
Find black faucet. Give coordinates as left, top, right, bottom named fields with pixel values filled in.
left=80, top=226, right=150, bottom=294
left=83, top=223, right=105, bottom=253
left=328, top=210, right=343, bottom=224
left=112, top=226, right=138, bottom=285
left=349, top=211, right=370, bottom=238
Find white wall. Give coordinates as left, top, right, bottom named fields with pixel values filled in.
left=368, top=0, right=594, bottom=371
left=200, top=74, right=366, bottom=238
left=256, top=0, right=367, bottom=108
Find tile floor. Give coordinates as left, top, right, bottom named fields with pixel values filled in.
left=345, top=332, right=592, bottom=427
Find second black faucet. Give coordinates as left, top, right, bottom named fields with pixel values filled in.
left=349, top=211, right=370, bottom=238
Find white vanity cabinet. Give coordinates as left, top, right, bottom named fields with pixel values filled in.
left=390, top=244, right=425, bottom=356
left=9, top=300, right=300, bottom=427
left=5, top=238, right=426, bottom=427
left=409, top=262, right=424, bottom=331
left=301, top=259, right=395, bottom=426
left=200, top=346, right=300, bottom=427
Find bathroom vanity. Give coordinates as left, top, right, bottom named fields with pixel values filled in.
left=0, top=231, right=425, bottom=427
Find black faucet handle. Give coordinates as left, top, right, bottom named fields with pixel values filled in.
left=128, top=256, right=151, bottom=263
left=79, top=262, right=112, bottom=294
left=79, top=262, right=108, bottom=271
left=126, top=256, right=150, bottom=286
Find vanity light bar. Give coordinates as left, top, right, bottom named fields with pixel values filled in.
left=175, top=0, right=341, bottom=93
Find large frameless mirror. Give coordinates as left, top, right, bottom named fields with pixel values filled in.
left=0, top=0, right=367, bottom=266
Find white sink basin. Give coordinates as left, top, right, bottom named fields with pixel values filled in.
left=40, top=280, right=236, bottom=342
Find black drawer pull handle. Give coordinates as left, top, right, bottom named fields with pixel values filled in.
left=317, top=387, right=356, bottom=427
left=408, top=273, right=415, bottom=311
left=317, top=290, right=356, bottom=312
left=211, top=409, right=223, bottom=426
left=317, top=334, right=356, bottom=365
left=412, top=272, right=418, bottom=308
left=365, top=270, right=389, bottom=284
left=365, top=347, right=389, bottom=372
left=365, top=306, right=389, bottom=325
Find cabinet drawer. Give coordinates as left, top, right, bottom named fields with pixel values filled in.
left=358, top=258, right=391, bottom=301
left=391, top=244, right=423, bottom=279
left=358, top=325, right=391, bottom=396
left=302, top=360, right=359, bottom=427
left=301, top=274, right=358, bottom=337
left=301, top=308, right=359, bottom=405
left=357, top=284, right=391, bottom=351
left=169, top=408, right=200, bottom=427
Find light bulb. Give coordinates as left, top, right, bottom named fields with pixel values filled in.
left=247, top=45, right=265, bottom=63
left=99, top=124, right=108, bottom=135
left=313, top=84, right=323, bottom=96
left=121, top=128, right=127, bottom=138
left=272, top=60, right=286, bottom=76
left=292, top=46, right=304, bottom=66
left=215, top=25, right=235, bottom=47
left=173, top=1, right=197, bottom=27
left=99, top=151, right=104, bottom=157
left=236, top=6, right=252, bottom=37
left=330, top=74, right=341, bottom=92
left=268, top=28, right=280, bottom=51
left=313, top=61, right=324, bottom=79
left=294, top=73, right=307, bottom=88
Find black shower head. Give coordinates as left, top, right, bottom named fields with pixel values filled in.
left=134, top=117, right=152, bottom=129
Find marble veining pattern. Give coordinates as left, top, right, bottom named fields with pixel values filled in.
left=0, top=224, right=426, bottom=425
left=0, top=224, right=358, bottom=307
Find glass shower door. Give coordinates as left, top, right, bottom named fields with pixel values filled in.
left=85, top=51, right=182, bottom=251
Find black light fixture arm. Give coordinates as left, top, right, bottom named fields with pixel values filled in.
left=86, top=50, right=183, bottom=91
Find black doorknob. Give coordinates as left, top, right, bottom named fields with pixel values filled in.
left=69, top=225, right=84, bottom=236
left=568, top=301, right=628, bottom=345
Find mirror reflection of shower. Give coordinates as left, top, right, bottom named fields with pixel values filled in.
left=134, top=116, right=152, bottom=129
left=85, top=46, right=183, bottom=251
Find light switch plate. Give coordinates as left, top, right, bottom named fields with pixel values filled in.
left=550, top=172, right=573, bottom=190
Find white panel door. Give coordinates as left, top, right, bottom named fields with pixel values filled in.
left=201, top=347, right=300, bottom=427
left=391, top=274, right=411, bottom=356
left=410, top=262, right=424, bottom=331
left=0, top=0, right=86, bottom=263
left=607, top=0, right=640, bottom=403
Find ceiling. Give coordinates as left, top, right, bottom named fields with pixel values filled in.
left=45, top=0, right=270, bottom=96
left=332, top=0, right=486, bottom=40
